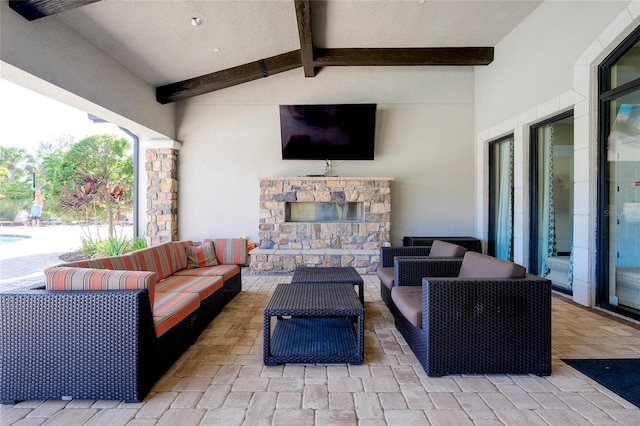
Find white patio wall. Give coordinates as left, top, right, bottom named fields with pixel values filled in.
left=474, top=0, right=639, bottom=307
left=176, top=66, right=476, bottom=245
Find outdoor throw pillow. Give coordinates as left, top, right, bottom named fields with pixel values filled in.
left=187, top=241, right=219, bottom=268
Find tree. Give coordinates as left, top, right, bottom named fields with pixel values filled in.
left=0, top=146, right=35, bottom=220
left=51, top=135, right=133, bottom=238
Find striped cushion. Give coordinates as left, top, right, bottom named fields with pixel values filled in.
left=155, top=275, right=223, bottom=302
left=98, top=253, right=138, bottom=270
left=173, top=241, right=193, bottom=270
left=187, top=241, right=219, bottom=268
left=174, top=264, right=240, bottom=281
left=52, top=253, right=139, bottom=271
left=58, top=258, right=107, bottom=269
left=129, top=242, right=178, bottom=281
left=204, top=238, right=248, bottom=265
left=153, top=291, right=200, bottom=337
left=45, top=267, right=157, bottom=306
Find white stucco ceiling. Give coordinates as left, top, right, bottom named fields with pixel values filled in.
left=52, top=0, right=542, bottom=87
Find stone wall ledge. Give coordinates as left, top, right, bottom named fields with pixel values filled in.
left=250, top=248, right=379, bottom=255
left=249, top=248, right=380, bottom=274
left=259, top=176, right=393, bottom=181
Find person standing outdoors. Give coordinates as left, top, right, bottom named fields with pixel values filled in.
left=30, top=199, right=42, bottom=227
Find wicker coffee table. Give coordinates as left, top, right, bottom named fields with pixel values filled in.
left=291, top=266, right=364, bottom=305
left=263, top=282, right=364, bottom=365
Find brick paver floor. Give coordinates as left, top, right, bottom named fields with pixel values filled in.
left=2, top=271, right=640, bottom=425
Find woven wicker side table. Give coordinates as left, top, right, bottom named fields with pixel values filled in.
left=263, top=283, right=364, bottom=365
left=291, top=266, right=365, bottom=305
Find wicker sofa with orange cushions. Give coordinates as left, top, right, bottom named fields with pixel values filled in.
left=0, top=238, right=247, bottom=404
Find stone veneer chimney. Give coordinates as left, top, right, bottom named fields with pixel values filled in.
left=250, top=176, right=392, bottom=274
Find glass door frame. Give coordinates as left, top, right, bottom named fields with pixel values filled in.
left=529, top=110, right=574, bottom=286
left=597, top=25, right=640, bottom=320
left=488, top=134, right=514, bottom=259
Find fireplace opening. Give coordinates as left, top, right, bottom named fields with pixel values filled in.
left=285, top=202, right=363, bottom=223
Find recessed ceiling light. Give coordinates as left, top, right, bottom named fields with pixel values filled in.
left=191, top=17, right=203, bottom=27
left=213, top=48, right=221, bottom=53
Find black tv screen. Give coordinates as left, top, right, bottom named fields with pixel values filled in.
left=280, top=104, right=376, bottom=160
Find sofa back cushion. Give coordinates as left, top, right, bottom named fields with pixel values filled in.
left=204, top=238, right=248, bottom=265
left=52, top=253, right=139, bottom=271
left=129, top=242, right=178, bottom=281
left=429, top=240, right=467, bottom=257
left=172, top=240, right=194, bottom=270
left=458, top=252, right=526, bottom=279
left=45, top=267, right=157, bottom=305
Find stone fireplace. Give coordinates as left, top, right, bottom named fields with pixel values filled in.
left=249, top=176, right=392, bottom=274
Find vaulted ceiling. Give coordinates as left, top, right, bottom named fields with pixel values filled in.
left=9, top=0, right=542, bottom=104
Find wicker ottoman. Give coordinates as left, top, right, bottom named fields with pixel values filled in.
left=291, top=266, right=364, bottom=305
left=263, top=283, right=364, bottom=365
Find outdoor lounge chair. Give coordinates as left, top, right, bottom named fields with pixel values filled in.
left=391, top=251, right=552, bottom=376
left=377, top=240, right=467, bottom=315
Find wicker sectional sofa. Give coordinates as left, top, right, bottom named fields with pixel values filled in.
left=0, top=238, right=247, bottom=403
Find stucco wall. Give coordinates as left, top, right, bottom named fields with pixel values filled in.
left=0, top=2, right=175, bottom=141
left=475, top=1, right=629, bottom=132
left=176, top=66, right=476, bottom=245
left=473, top=0, right=637, bottom=307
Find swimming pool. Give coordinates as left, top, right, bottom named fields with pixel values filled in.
left=0, top=234, right=31, bottom=243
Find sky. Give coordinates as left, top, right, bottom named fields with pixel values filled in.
left=0, top=78, right=127, bottom=152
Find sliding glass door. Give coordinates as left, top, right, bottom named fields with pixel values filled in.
left=598, top=28, right=640, bottom=318
left=489, top=136, right=514, bottom=260
left=530, top=113, right=574, bottom=294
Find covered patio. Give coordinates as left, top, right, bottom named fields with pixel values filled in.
left=2, top=1, right=640, bottom=423
left=2, top=273, right=640, bottom=424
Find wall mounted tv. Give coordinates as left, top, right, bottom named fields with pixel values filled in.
left=280, top=104, right=377, bottom=160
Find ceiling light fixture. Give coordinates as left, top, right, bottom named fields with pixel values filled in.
left=190, top=17, right=203, bottom=27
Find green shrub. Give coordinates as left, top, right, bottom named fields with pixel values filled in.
left=79, top=235, right=146, bottom=258
left=79, top=236, right=99, bottom=258
left=94, top=236, right=132, bottom=257
left=131, top=236, right=147, bottom=251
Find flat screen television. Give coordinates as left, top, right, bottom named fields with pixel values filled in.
left=280, top=104, right=376, bottom=160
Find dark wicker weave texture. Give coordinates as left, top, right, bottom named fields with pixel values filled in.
left=263, top=283, right=364, bottom=365
left=0, top=290, right=156, bottom=403
left=378, top=257, right=463, bottom=314
left=0, top=276, right=241, bottom=403
left=379, top=246, right=432, bottom=267
left=291, top=266, right=364, bottom=305
left=395, top=274, right=552, bottom=377
left=393, top=257, right=463, bottom=287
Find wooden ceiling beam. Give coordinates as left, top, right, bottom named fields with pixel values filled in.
left=8, top=0, right=101, bottom=21
left=294, top=0, right=315, bottom=77
left=156, top=50, right=302, bottom=104
left=314, top=47, right=494, bottom=66
left=156, top=47, right=494, bottom=103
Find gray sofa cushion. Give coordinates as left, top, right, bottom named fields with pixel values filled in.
left=376, top=266, right=395, bottom=290
left=391, top=286, right=423, bottom=328
left=458, top=252, right=526, bottom=279
left=429, top=240, right=467, bottom=257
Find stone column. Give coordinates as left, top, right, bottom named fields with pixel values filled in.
left=145, top=148, right=178, bottom=245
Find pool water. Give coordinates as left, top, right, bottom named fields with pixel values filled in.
left=0, top=234, right=31, bottom=243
